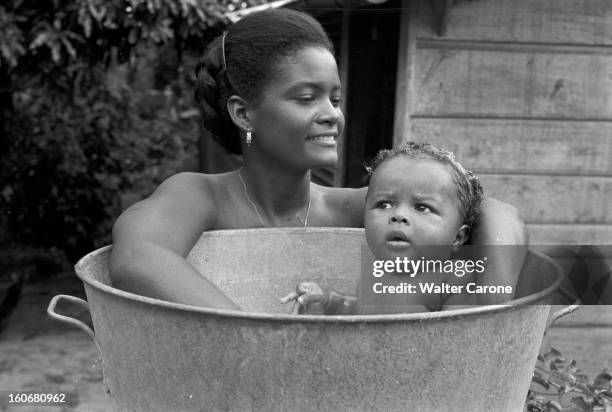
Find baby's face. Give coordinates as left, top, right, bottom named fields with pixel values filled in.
left=364, top=156, right=467, bottom=261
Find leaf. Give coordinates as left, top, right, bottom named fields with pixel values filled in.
left=533, top=375, right=551, bottom=390
left=571, top=396, right=590, bottom=409
left=575, top=382, right=596, bottom=397
left=567, top=360, right=579, bottom=374
left=128, top=28, right=138, bottom=44
left=549, top=348, right=563, bottom=357
left=60, top=36, right=76, bottom=59
left=88, top=2, right=107, bottom=22
left=545, top=400, right=562, bottom=411
left=576, top=374, right=591, bottom=385
left=82, top=15, right=92, bottom=38
left=30, top=32, right=51, bottom=49
left=543, top=348, right=565, bottom=368
left=559, top=371, right=578, bottom=385
left=594, top=372, right=612, bottom=391
left=50, top=41, right=61, bottom=63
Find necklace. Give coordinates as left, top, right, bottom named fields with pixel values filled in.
left=237, top=168, right=311, bottom=228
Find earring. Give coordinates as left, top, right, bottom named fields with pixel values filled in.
left=246, top=130, right=253, bottom=146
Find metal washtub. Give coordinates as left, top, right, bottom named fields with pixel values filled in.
left=48, top=228, right=566, bottom=411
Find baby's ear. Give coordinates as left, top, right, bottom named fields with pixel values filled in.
left=452, top=224, right=470, bottom=253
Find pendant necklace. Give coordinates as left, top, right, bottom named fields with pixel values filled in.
left=238, top=168, right=311, bottom=228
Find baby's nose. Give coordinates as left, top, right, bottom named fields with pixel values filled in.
left=389, top=214, right=409, bottom=225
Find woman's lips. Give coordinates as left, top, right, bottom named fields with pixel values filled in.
left=306, top=135, right=337, bottom=147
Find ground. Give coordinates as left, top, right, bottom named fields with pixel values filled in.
left=0, top=274, right=111, bottom=412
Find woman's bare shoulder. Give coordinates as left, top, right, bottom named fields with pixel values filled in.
left=113, top=172, right=233, bottom=249
left=313, top=184, right=367, bottom=227
left=149, top=171, right=237, bottom=205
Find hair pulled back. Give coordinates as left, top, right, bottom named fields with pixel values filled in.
left=194, top=8, right=334, bottom=155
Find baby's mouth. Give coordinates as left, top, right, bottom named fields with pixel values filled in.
left=385, top=231, right=411, bottom=249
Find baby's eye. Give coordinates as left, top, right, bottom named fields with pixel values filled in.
left=375, top=201, right=393, bottom=209
left=415, top=204, right=433, bottom=213
left=331, top=96, right=343, bottom=107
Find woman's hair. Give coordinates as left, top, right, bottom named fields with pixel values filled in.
left=194, top=8, right=334, bottom=155
left=366, top=142, right=484, bottom=239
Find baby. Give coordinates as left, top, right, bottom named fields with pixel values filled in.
left=281, top=142, right=486, bottom=314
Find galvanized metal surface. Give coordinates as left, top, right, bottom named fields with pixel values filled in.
left=66, top=228, right=561, bottom=412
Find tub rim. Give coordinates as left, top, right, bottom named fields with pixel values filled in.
left=75, top=227, right=563, bottom=324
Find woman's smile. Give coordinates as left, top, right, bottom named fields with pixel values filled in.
left=306, top=133, right=338, bottom=147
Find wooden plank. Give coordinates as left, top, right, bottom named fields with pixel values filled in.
left=527, top=224, right=612, bottom=245
left=412, top=48, right=612, bottom=119
left=542, top=327, right=612, bottom=379
left=333, top=3, right=351, bottom=187
left=392, top=0, right=413, bottom=148
left=411, top=0, right=612, bottom=46
left=407, top=118, right=612, bottom=175
left=417, top=39, right=612, bottom=56
left=477, top=174, right=612, bottom=224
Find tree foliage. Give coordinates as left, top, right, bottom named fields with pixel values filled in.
left=0, top=0, right=265, bottom=264
left=526, top=348, right=612, bottom=412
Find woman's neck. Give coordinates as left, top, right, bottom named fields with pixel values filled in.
left=238, top=162, right=311, bottom=221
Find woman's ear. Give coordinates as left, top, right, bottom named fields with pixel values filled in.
left=226, top=95, right=252, bottom=132
left=452, top=224, right=470, bottom=253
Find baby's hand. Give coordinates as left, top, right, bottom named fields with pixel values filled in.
left=280, top=282, right=329, bottom=314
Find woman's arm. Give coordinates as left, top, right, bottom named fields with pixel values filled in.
left=471, top=197, right=529, bottom=304
left=109, top=173, right=241, bottom=310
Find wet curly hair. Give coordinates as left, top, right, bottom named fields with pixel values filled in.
left=194, top=8, right=334, bottom=155
left=366, top=142, right=484, bottom=240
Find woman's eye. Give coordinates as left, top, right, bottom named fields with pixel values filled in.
left=295, top=95, right=315, bottom=103
left=415, top=204, right=433, bottom=213
left=375, top=201, right=393, bottom=209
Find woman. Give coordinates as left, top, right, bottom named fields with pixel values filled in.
left=109, top=8, right=526, bottom=309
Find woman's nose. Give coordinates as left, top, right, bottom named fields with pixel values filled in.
left=317, top=99, right=341, bottom=125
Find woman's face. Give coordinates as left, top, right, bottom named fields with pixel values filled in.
left=246, top=47, right=344, bottom=169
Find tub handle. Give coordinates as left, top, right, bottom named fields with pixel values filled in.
left=548, top=285, right=581, bottom=327
left=47, top=294, right=101, bottom=353
left=548, top=303, right=580, bottom=329
left=546, top=285, right=581, bottom=330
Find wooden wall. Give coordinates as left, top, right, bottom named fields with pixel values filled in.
left=391, top=0, right=612, bottom=379
left=394, top=0, right=612, bottom=245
